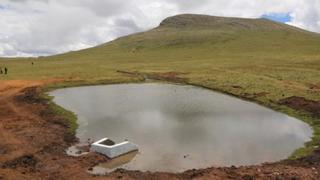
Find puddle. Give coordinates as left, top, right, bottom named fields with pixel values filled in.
left=88, top=150, right=139, bottom=175
left=51, top=83, right=312, bottom=172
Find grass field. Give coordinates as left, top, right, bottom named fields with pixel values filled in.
left=1, top=14, right=320, bottom=158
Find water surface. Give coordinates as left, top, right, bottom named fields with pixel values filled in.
left=50, top=83, right=312, bottom=172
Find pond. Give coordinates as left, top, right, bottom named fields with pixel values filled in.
left=50, top=83, right=312, bottom=172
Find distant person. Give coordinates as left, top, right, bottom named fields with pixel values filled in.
left=4, top=67, right=7, bottom=75
left=0, top=68, right=2, bottom=74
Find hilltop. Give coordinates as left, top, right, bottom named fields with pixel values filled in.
left=159, top=14, right=303, bottom=31
left=90, top=14, right=318, bottom=53
left=1, top=14, right=319, bottom=60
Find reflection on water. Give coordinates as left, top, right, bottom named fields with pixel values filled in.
left=51, top=83, right=312, bottom=172
left=89, top=150, right=139, bottom=175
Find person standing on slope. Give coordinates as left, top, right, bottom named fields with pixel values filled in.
left=4, top=67, right=8, bottom=75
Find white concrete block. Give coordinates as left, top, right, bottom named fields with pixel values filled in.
left=91, top=138, right=138, bottom=158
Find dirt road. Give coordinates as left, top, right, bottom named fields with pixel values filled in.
left=0, top=80, right=319, bottom=179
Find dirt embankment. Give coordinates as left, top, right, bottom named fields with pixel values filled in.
left=279, top=96, right=320, bottom=117
left=0, top=80, right=320, bottom=179
left=0, top=80, right=108, bottom=179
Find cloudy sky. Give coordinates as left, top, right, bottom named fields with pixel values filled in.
left=0, top=0, right=319, bottom=57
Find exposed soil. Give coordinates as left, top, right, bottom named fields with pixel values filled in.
left=117, top=70, right=188, bottom=83
left=240, top=92, right=269, bottom=100
left=100, top=139, right=116, bottom=146
left=308, top=83, right=320, bottom=91
left=147, top=72, right=188, bottom=83
left=0, top=80, right=320, bottom=179
left=279, top=96, right=320, bottom=117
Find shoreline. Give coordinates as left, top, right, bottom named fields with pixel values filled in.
left=0, top=78, right=319, bottom=179
left=45, top=74, right=319, bottom=159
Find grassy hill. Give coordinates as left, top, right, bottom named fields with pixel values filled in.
left=0, top=13, right=319, bottom=91
left=1, top=14, right=319, bottom=81
left=1, top=15, right=320, bottom=155
left=1, top=14, right=319, bottom=97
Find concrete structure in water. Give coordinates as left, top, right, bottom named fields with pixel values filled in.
left=91, top=138, right=138, bottom=158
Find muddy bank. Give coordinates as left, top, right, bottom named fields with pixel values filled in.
left=0, top=80, right=320, bottom=179
left=279, top=96, right=320, bottom=117
left=0, top=81, right=108, bottom=179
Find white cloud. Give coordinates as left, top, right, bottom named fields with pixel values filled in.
left=288, top=0, right=320, bottom=32
left=0, top=0, right=319, bottom=57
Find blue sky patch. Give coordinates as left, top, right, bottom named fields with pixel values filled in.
left=261, top=12, right=292, bottom=23
left=0, top=4, right=7, bottom=10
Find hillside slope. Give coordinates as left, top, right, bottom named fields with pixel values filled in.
left=98, top=14, right=318, bottom=51
left=48, top=14, right=319, bottom=63
left=1, top=14, right=320, bottom=103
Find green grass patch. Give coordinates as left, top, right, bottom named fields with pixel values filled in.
left=40, top=90, right=78, bottom=134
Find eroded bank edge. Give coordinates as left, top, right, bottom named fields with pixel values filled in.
left=40, top=74, right=319, bottom=165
